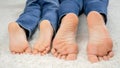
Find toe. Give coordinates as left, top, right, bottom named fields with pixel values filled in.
left=39, top=47, right=50, bottom=56
left=32, top=49, right=39, bottom=54
left=42, top=50, right=47, bottom=55
left=103, top=56, right=109, bottom=61
left=43, top=51, right=47, bottom=54
left=54, top=52, right=59, bottom=57
left=61, top=55, right=66, bottom=59
left=57, top=54, right=62, bottom=59
left=51, top=48, right=56, bottom=54
left=41, top=53, right=45, bottom=56
left=98, top=57, right=103, bottom=61
left=66, top=54, right=77, bottom=60
left=108, top=51, right=114, bottom=58
left=25, top=47, right=31, bottom=54
left=46, top=47, right=50, bottom=52
left=88, top=54, right=99, bottom=63
left=44, top=47, right=50, bottom=53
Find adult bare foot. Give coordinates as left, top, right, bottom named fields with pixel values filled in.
left=51, top=13, right=79, bottom=60
left=8, top=22, right=31, bottom=54
left=32, top=20, right=53, bottom=55
left=87, top=11, right=114, bottom=63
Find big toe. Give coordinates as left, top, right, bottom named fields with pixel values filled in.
left=88, top=54, right=99, bottom=63
left=25, top=47, right=32, bottom=54
left=43, top=47, right=50, bottom=54
left=51, top=48, right=56, bottom=54
left=108, top=51, right=114, bottom=58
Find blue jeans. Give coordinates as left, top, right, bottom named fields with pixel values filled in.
left=58, top=0, right=83, bottom=21
left=84, top=0, right=109, bottom=22
left=16, top=0, right=59, bottom=39
left=58, top=0, right=109, bottom=22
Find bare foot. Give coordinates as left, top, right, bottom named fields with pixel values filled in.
left=8, top=22, right=31, bottom=54
left=51, top=13, right=78, bottom=60
left=32, top=20, right=53, bottom=55
left=87, top=11, right=114, bottom=63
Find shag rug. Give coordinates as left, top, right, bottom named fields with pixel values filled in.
left=0, top=0, right=120, bottom=68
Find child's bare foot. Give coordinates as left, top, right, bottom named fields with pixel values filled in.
left=51, top=13, right=78, bottom=60
left=87, top=11, right=114, bottom=63
left=8, top=22, right=31, bottom=54
left=32, top=20, right=53, bottom=55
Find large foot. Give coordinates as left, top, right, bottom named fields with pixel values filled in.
left=87, top=11, right=114, bottom=63
left=51, top=13, right=79, bottom=60
left=32, top=20, right=53, bottom=55
left=8, top=22, right=31, bottom=54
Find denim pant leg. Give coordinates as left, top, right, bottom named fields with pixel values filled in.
left=16, top=0, right=41, bottom=39
left=39, top=0, right=59, bottom=33
left=84, top=0, right=109, bottom=23
left=58, top=0, right=83, bottom=22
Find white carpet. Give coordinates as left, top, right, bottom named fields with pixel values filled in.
left=0, top=0, right=120, bottom=68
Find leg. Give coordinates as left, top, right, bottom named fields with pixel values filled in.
left=8, top=0, right=41, bottom=54
left=33, top=0, right=59, bottom=55
left=84, top=0, right=114, bottom=63
left=51, top=0, right=83, bottom=60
